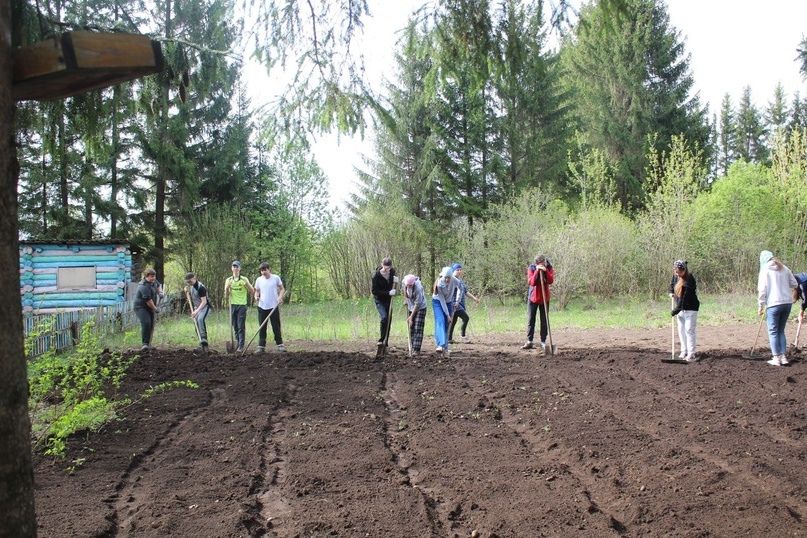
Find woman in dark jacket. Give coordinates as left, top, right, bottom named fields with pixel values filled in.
left=371, top=257, right=397, bottom=349
left=670, top=260, right=700, bottom=362
left=134, top=268, right=159, bottom=351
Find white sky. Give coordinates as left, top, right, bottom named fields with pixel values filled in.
left=244, top=0, right=807, bottom=211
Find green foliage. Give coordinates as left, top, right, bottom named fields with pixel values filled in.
left=688, top=161, right=785, bottom=290
left=770, top=128, right=807, bottom=268
left=561, top=0, right=709, bottom=210
left=638, top=135, right=705, bottom=297
left=27, top=321, right=196, bottom=457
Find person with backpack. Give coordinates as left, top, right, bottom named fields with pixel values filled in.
left=669, top=260, right=700, bottom=362
left=371, top=257, right=398, bottom=351
left=448, top=263, right=480, bottom=343
left=432, top=266, right=459, bottom=354
left=794, top=272, right=807, bottom=324
left=522, top=255, right=554, bottom=351
left=758, top=250, right=798, bottom=366
left=224, top=260, right=255, bottom=353
left=184, top=272, right=210, bottom=354
left=402, top=274, right=427, bottom=356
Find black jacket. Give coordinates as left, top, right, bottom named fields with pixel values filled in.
left=371, top=267, right=396, bottom=304
left=670, top=273, right=700, bottom=315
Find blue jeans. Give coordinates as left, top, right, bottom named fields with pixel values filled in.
left=766, top=303, right=792, bottom=356
left=432, top=298, right=452, bottom=348
left=375, top=299, right=392, bottom=342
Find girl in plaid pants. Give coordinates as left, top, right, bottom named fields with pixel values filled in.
left=403, top=274, right=427, bottom=355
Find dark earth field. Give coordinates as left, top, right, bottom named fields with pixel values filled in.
left=33, top=324, right=807, bottom=537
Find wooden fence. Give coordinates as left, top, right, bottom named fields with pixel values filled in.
left=23, top=294, right=178, bottom=358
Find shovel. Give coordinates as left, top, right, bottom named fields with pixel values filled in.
left=226, top=298, right=235, bottom=353
left=789, top=315, right=803, bottom=354
left=242, top=307, right=275, bottom=355
left=662, top=295, right=688, bottom=364
left=538, top=270, right=557, bottom=355
left=407, top=314, right=413, bottom=357
left=742, top=312, right=766, bottom=360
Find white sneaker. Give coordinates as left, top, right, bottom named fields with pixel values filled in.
left=685, top=353, right=698, bottom=362
left=779, top=355, right=789, bottom=365
left=679, top=351, right=687, bottom=359
left=540, top=342, right=547, bottom=351
left=435, top=346, right=443, bottom=353
left=521, top=341, right=533, bottom=350
left=461, top=335, right=469, bottom=343
left=277, top=344, right=286, bottom=352
left=767, top=356, right=782, bottom=366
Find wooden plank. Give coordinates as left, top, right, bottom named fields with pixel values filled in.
left=68, top=31, right=159, bottom=70
left=12, top=36, right=67, bottom=81
left=13, top=31, right=163, bottom=101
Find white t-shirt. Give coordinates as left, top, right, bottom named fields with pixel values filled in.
left=255, top=274, right=283, bottom=310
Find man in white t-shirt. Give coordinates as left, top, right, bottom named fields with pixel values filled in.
left=253, top=262, right=286, bottom=352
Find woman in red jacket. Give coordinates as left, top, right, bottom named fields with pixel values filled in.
left=522, top=255, right=554, bottom=351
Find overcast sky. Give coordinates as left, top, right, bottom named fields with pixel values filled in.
left=245, top=0, right=807, bottom=211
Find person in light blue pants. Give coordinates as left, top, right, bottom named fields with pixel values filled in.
left=431, top=266, right=458, bottom=354
left=758, top=250, right=798, bottom=366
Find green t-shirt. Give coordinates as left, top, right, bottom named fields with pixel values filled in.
left=226, top=275, right=249, bottom=305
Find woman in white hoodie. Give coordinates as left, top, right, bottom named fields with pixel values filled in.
left=758, top=250, right=798, bottom=366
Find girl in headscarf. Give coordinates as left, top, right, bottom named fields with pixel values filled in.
left=403, top=274, right=427, bottom=356
left=432, top=266, right=459, bottom=354
left=758, top=250, right=798, bottom=366
left=669, top=260, right=700, bottom=362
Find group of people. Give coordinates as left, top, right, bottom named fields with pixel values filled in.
left=133, top=260, right=286, bottom=354
left=648, top=249, right=804, bottom=367
left=372, top=257, right=480, bottom=357
left=133, top=250, right=807, bottom=366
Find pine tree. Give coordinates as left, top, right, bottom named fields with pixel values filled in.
left=790, top=91, right=807, bottom=132
left=766, top=83, right=789, bottom=144
left=493, top=0, right=570, bottom=198
left=561, top=0, right=709, bottom=210
left=717, top=94, right=735, bottom=176
left=733, top=86, right=767, bottom=163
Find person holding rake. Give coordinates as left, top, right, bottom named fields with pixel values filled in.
left=253, top=262, right=286, bottom=353
left=669, top=260, right=700, bottom=362
left=371, top=257, right=398, bottom=351
left=758, top=250, right=798, bottom=366
left=402, top=274, right=427, bottom=356
left=432, top=266, right=459, bottom=355
left=184, top=272, right=211, bottom=354
left=522, top=255, right=554, bottom=351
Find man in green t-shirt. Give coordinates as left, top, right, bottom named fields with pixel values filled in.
left=224, top=260, right=255, bottom=352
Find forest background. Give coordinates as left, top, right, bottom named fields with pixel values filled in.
left=14, top=0, right=807, bottom=308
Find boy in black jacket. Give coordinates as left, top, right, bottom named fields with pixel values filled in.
left=371, top=257, right=398, bottom=348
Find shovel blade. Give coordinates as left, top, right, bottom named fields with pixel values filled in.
left=226, top=341, right=235, bottom=353
left=662, top=358, right=688, bottom=364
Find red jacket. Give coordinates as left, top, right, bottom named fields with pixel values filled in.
left=527, top=265, right=554, bottom=304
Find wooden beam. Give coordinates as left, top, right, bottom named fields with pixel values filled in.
left=13, top=32, right=164, bottom=101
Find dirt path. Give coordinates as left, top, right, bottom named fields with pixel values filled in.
left=34, top=324, right=806, bottom=537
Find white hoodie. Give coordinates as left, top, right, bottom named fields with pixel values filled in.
left=758, top=260, right=797, bottom=309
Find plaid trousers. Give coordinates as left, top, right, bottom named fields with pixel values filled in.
left=408, top=308, right=427, bottom=351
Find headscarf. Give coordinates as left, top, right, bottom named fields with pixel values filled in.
left=438, top=266, right=453, bottom=288
left=673, top=260, right=687, bottom=271
left=403, top=274, right=417, bottom=287
left=759, top=250, right=774, bottom=270
left=451, top=262, right=462, bottom=272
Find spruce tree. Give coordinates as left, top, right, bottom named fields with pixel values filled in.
left=717, top=94, right=735, bottom=176
left=561, top=0, right=709, bottom=210
left=766, top=83, right=789, bottom=143
left=733, top=86, right=767, bottom=163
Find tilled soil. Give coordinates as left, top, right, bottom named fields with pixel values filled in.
left=34, top=324, right=807, bottom=537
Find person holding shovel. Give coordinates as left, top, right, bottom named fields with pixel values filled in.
left=669, top=260, right=700, bottom=362
left=184, top=272, right=210, bottom=354
left=371, top=257, right=398, bottom=351
left=225, top=260, right=255, bottom=353
left=402, top=274, right=427, bottom=356
left=133, top=268, right=159, bottom=352
left=758, top=250, right=798, bottom=366
left=522, top=255, right=554, bottom=351
left=253, top=262, right=286, bottom=353
left=448, top=262, right=480, bottom=343
left=432, top=266, right=459, bottom=354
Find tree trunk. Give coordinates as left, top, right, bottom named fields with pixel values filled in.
left=0, top=3, right=38, bottom=534
left=110, top=84, right=120, bottom=238
left=154, top=0, right=172, bottom=284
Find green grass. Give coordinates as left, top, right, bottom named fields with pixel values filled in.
left=110, top=293, right=761, bottom=350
